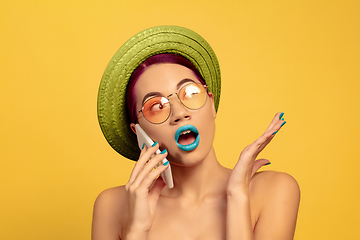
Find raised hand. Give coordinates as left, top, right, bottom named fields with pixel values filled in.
left=123, top=142, right=170, bottom=239
left=226, top=112, right=286, bottom=195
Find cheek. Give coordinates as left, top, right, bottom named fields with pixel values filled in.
left=140, top=123, right=173, bottom=148
left=200, top=106, right=216, bottom=138
left=202, top=102, right=216, bottom=124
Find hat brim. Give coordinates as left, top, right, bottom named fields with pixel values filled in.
left=97, top=26, right=221, bottom=161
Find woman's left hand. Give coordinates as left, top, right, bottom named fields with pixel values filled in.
left=226, top=112, right=286, bottom=195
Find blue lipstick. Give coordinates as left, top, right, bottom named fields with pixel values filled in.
left=175, top=125, right=200, bottom=151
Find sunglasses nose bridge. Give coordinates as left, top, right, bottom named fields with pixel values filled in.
left=167, top=91, right=180, bottom=100
left=167, top=93, right=192, bottom=123
left=165, top=92, right=180, bottom=106
left=168, top=92, right=188, bottom=109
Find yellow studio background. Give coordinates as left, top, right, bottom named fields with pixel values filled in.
left=1, top=0, right=359, bottom=239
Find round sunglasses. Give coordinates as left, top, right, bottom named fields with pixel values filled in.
left=138, top=82, right=208, bottom=124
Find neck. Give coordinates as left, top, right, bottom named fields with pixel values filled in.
left=162, top=147, right=230, bottom=202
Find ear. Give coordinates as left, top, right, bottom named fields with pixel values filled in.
left=130, top=123, right=137, bottom=134
left=208, top=92, right=217, bottom=119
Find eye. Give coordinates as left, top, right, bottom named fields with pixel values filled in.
left=182, top=84, right=201, bottom=100
left=149, top=102, right=163, bottom=111
left=147, top=97, right=169, bottom=112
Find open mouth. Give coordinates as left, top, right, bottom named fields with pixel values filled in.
left=175, top=125, right=200, bottom=151
left=178, top=130, right=197, bottom=145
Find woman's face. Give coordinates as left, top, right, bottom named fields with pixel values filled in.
left=130, top=63, right=216, bottom=166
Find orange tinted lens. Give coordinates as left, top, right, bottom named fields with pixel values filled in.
left=179, top=83, right=207, bottom=109
left=142, top=97, right=170, bottom=123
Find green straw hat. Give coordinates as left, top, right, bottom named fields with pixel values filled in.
left=97, top=25, right=221, bottom=161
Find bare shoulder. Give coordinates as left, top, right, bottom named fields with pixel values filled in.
left=92, top=186, right=128, bottom=240
left=252, top=170, right=300, bottom=192
left=251, top=171, right=300, bottom=204
left=250, top=171, right=300, bottom=239
left=94, top=185, right=127, bottom=209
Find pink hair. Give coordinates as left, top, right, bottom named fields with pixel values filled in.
left=126, top=53, right=206, bottom=123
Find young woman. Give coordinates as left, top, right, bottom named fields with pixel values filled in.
left=93, top=26, right=300, bottom=240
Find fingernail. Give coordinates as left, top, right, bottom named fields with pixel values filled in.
left=161, top=149, right=167, bottom=154
left=281, top=121, right=286, bottom=127
left=163, top=160, right=169, bottom=166
left=142, top=143, right=146, bottom=149
left=151, top=141, right=158, bottom=147
left=265, top=162, right=271, bottom=166
left=281, top=118, right=285, bottom=121
left=272, top=131, right=278, bottom=135
left=279, top=112, right=284, bottom=119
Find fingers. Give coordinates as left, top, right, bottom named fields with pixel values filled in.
left=265, top=112, right=285, bottom=133
left=126, top=143, right=169, bottom=191
left=146, top=169, right=169, bottom=197
left=233, top=113, right=286, bottom=191
left=253, top=118, right=285, bottom=154
left=254, top=112, right=285, bottom=153
left=128, top=143, right=159, bottom=184
left=251, top=159, right=271, bottom=177
left=133, top=151, right=169, bottom=188
left=262, top=112, right=286, bottom=141
left=148, top=177, right=166, bottom=198
left=240, top=112, right=287, bottom=162
left=128, top=145, right=151, bottom=183
left=265, top=112, right=281, bottom=132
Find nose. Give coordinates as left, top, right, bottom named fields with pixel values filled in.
left=168, top=94, right=191, bottom=124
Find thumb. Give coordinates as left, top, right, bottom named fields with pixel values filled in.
left=251, top=159, right=271, bottom=177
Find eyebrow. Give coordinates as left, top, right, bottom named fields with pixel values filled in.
left=176, top=78, right=196, bottom=89
left=142, top=91, right=162, bottom=105
left=141, top=78, right=196, bottom=105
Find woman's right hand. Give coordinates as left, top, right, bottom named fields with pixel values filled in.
left=123, top=142, right=169, bottom=239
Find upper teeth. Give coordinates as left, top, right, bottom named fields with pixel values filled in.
left=181, top=130, right=191, bottom=135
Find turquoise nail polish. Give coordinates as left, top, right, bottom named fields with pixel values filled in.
left=163, top=160, right=169, bottom=166
left=142, top=143, right=145, bottom=149
left=281, top=121, right=286, bottom=127
left=161, top=149, right=167, bottom=154
left=265, top=162, right=271, bottom=166
left=281, top=118, right=284, bottom=120
left=279, top=112, right=284, bottom=119
left=151, top=141, right=158, bottom=147
left=272, top=131, right=278, bottom=135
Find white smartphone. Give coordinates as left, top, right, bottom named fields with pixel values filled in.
left=134, top=124, right=174, bottom=189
